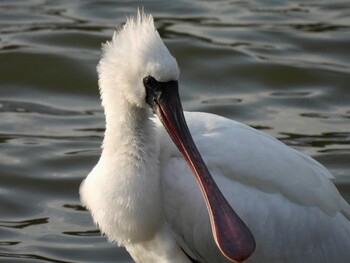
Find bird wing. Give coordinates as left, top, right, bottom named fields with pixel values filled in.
left=154, top=111, right=350, bottom=263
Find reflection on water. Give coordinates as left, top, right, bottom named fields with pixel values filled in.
left=0, top=0, right=349, bottom=262
left=0, top=218, right=49, bottom=229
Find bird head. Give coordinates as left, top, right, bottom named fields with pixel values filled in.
left=98, top=10, right=180, bottom=110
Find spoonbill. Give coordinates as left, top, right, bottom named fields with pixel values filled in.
left=80, top=11, right=350, bottom=263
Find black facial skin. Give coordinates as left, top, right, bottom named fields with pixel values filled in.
left=143, top=76, right=178, bottom=111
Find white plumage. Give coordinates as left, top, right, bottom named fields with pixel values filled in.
left=80, top=11, right=350, bottom=263
left=160, top=112, right=350, bottom=262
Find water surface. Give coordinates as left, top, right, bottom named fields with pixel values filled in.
left=0, top=1, right=349, bottom=262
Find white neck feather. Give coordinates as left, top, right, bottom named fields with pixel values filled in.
left=82, top=92, right=163, bottom=245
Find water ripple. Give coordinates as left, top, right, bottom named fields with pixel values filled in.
left=0, top=1, right=349, bottom=262
left=0, top=218, right=49, bottom=229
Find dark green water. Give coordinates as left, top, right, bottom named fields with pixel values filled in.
left=0, top=1, right=349, bottom=262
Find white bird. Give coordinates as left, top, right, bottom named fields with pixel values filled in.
left=80, top=11, right=350, bottom=263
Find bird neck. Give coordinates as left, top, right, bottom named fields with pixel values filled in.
left=97, top=99, right=163, bottom=244
left=101, top=99, right=161, bottom=180
left=102, top=101, right=155, bottom=156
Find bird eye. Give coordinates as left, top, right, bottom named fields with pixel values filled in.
left=143, top=76, right=157, bottom=88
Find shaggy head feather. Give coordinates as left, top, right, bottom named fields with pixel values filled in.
left=98, top=10, right=180, bottom=109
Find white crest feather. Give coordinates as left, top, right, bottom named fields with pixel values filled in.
left=97, top=10, right=179, bottom=109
